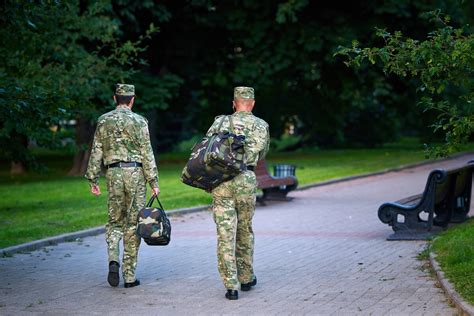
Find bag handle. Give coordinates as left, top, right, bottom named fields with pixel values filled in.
left=146, top=195, right=165, bottom=210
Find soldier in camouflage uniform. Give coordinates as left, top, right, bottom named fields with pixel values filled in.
left=85, top=83, right=159, bottom=288
left=206, top=86, right=270, bottom=300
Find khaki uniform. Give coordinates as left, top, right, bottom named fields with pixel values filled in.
left=85, top=105, right=158, bottom=283
left=207, top=111, right=270, bottom=290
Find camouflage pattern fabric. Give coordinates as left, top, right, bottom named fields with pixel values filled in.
left=209, top=111, right=270, bottom=290
left=85, top=104, right=158, bottom=284
left=115, top=83, right=135, bottom=96
left=85, top=105, right=158, bottom=189
left=212, top=170, right=257, bottom=290
left=181, top=116, right=246, bottom=190
left=136, top=197, right=171, bottom=246
left=106, top=167, right=146, bottom=283
left=233, top=86, right=254, bottom=99
left=206, top=112, right=269, bottom=167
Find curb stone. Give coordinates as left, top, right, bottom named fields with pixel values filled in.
left=0, top=205, right=210, bottom=257
left=429, top=252, right=474, bottom=316
left=2, top=151, right=472, bottom=257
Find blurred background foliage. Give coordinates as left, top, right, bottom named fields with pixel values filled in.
left=337, top=9, right=474, bottom=156
left=0, top=0, right=473, bottom=173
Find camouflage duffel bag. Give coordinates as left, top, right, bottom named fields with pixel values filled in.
left=136, top=196, right=171, bottom=246
left=181, top=115, right=246, bottom=191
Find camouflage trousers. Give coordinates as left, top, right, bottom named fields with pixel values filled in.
left=105, top=167, right=146, bottom=283
left=211, top=170, right=257, bottom=290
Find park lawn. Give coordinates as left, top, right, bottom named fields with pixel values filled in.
left=0, top=165, right=212, bottom=249
left=0, top=140, right=469, bottom=249
left=431, top=219, right=474, bottom=305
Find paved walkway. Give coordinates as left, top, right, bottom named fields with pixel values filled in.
left=1, top=156, right=472, bottom=315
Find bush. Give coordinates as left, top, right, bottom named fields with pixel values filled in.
left=174, top=136, right=202, bottom=153
left=271, top=134, right=303, bottom=152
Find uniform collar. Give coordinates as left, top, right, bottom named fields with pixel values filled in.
left=116, top=105, right=131, bottom=111
left=233, top=111, right=253, bottom=115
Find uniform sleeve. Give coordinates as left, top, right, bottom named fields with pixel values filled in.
left=259, top=124, right=270, bottom=161
left=84, top=124, right=104, bottom=186
left=246, top=121, right=270, bottom=166
left=138, top=121, right=159, bottom=189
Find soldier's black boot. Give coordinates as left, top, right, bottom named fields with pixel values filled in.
left=225, top=290, right=238, bottom=300
left=107, top=261, right=120, bottom=287
left=124, top=279, right=140, bottom=288
left=241, top=276, right=257, bottom=291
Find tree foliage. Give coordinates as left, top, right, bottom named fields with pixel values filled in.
left=337, top=10, right=474, bottom=156
left=2, top=1, right=473, bottom=170
left=0, top=0, right=156, bottom=168
left=145, top=0, right=472, bottom=150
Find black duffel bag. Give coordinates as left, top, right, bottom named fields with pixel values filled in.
left=181, top=115, right=246, bottom=191
left=136, top=196, right=171, bottom=246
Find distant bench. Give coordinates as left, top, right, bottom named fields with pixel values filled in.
left=378, top=161, right=474, bottom=240
left=255, top=160, right=298, bottom=204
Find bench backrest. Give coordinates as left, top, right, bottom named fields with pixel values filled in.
left=446, top=164, right=474, bottom=197
left=434, top=173, right=454, bottom=204
left=420, top=163, right=474, bottom=206
left=254, top=160, right=298, bottom=189
left=255, top=160, right=271, bottom=178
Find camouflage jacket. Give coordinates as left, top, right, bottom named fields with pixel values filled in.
left=85, top=105, right=159, bottom=188
left=206, top=111, right=270, bottom=167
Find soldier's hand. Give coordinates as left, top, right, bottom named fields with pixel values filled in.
left=152, top=187, right=160, bottom=197
left=91, top=184, right=101, bottom=196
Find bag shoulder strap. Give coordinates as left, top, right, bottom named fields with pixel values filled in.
left=228, top=115, right=235, bottom=134
left=216, top=115, right=227, bottom=131
left=215, top=115, right=235, bottom=134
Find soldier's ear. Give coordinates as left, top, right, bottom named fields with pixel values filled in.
left=250, top=99, right=255, bottom=109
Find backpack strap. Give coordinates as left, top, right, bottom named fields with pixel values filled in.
left=228, top=115, right=235, bottom=134
left=216, top=115, right=227, bottom=131
left=216, top=115, right=235, bottom=134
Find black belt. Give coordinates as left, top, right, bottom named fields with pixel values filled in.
left=247, top=166, right=255, bottom=172
left=107, top=161, right=142, bottom=169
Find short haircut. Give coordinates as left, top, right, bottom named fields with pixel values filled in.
left=234, top=98, right=254, bottom=106
left=115, top=95, right=134, bottom=105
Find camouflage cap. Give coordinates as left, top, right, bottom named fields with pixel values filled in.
left=115, top=83, right=135, bottom=96
left=234, top=86, right=255, bottom=99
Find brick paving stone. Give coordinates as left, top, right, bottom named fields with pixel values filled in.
left=0, top=156, right=472, bottom=315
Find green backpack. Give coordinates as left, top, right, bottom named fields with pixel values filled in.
left=181, top=115, right=246, bottom=191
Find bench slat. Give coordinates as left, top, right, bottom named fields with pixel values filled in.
left=255, top=160, right=297, bottom=189
left=254, top=160, right=298, bottom=203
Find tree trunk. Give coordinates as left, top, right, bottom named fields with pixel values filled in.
left=10, top=133, right=28, bottom=175
left=10, top=161, right=27, bottom=175
left=68, top=117, right=95, bottom=176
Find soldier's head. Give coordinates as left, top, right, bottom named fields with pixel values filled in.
left=113, top=83, right=135, bottom=108
left=233, top=86, right=255, bottom=112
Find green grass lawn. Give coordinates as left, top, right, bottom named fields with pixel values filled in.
left=431, top=219, right=474, bottom=305
left=0, top=139, right=471, bottom=249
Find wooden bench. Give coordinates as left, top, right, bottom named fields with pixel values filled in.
left=378, top=161, right=474, bottom=240
left=255, top=160, right=298, bottom=204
